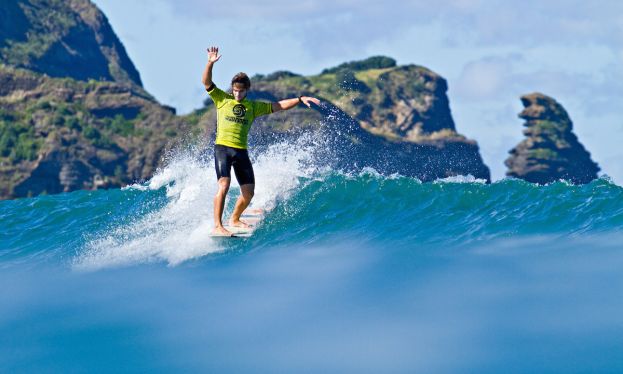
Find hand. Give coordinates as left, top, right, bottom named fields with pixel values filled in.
left=207, top=46, right=221, bottom=63
left=301, top=96, right=321, bottom=108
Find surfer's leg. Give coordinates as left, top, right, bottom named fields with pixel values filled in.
left=213, top=145, right=233, bottom=235
left=231, top=183, right=254, bottom=227
left=230, top=149, right=255, bottom=228
left=213, top=177, right=232, bottom=235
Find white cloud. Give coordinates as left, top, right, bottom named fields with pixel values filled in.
left=454, top=55, right=519, bottom=100
left=157, top=0, right=623, bottom=53
left=453, top=51, right=622, bottom=116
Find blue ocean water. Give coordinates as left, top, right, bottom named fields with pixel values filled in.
left=1, top=139, right=623, bottom=373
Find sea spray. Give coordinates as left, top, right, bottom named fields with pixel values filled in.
left=73, top=132, right=327, bottom=270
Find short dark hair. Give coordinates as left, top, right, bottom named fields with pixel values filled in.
left=231, top=72, right=251, bottom=89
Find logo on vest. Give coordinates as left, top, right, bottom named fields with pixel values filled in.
left=232, top=104, right=246, bottom=118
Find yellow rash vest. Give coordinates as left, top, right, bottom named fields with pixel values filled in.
left=207, top=85, right=273, bottom=149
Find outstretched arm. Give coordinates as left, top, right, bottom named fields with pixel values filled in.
left=272, top=96, right=320, bottom=112
left=202, top=46, right=221, bottom=89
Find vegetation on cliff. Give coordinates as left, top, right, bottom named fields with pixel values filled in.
left=244, top=57, right=469, bottom=144
left=0, top=0, right=142, bottom=85
left=0, top=64, right=197, bottom=197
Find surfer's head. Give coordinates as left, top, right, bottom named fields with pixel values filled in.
left=231, top=72, right=250, bottom=101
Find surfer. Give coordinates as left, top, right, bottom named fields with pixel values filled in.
left=202, top=46, right=320, bottom=236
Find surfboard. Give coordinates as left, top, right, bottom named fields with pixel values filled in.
left=210, top=208, right=264, bottom=238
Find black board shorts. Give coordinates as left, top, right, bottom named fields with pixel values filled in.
left=214, top=144, right=255, bottom=185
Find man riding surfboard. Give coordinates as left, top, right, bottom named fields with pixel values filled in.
left=202, top=46, right=320, bottom=236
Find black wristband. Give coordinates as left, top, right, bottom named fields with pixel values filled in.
left=298, top=96, right=303, bottom=104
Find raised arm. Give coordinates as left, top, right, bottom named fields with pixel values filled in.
left=202, top=46, right=221, bottom=89
left=272, top=96, right=320, bottom=113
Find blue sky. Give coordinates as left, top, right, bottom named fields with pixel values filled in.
left=93, top=0, right=623, bottom=182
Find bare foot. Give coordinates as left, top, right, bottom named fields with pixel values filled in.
left=211, top=226, right=233, bottom=236
left=229, top=219, right=251, bottom=229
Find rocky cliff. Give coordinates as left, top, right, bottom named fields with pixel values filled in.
left=0, top=0, right=491, bottom=199
left=505, top=93, right=600, bottom=184
left=0, top=64, right=192, bottom=198
left=0, top=0, right=141, bottom=86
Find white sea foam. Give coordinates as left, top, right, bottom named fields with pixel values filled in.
left=433, top=174, right=487, bottom=184
left=74, top=133, right=323, bottom=270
